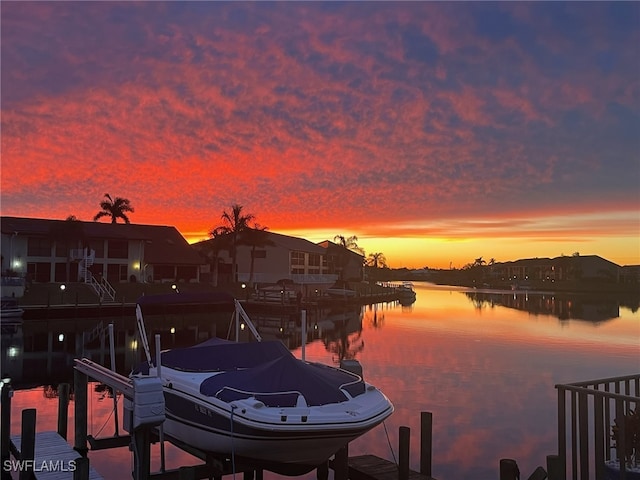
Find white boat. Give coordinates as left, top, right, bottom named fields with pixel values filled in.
left=396, top=282, right=416, bottom=304
left=325, top=281, right=356, bottom=298
left=133, top=292, right=393, bottom=474
left=1, top=297, right=24, bottom=322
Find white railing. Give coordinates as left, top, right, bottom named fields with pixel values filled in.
left=238, top=272, right=338, bottom=285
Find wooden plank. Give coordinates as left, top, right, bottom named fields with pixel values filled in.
left=10, top=431, right=103, bottom=480
left=348, top=455, right=436, bottom=480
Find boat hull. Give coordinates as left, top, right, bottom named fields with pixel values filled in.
left=162, top=386, right=392, bottom=472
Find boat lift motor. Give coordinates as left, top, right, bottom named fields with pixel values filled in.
left=123, top=375, right=165, bottom=432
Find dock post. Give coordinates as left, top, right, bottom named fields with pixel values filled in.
left=18, top=408, right=36, bottom=480
left=57, top=382, right=70, bottom=440
left=399, top=426, right=410, bottom=480
left=499, top=458, right=520, bottom=480
left=132, top=428, right=151, bottom=480
left=420, top=411, right=433, bottom=477
left=317, top=461, right=329, bottom=480
left=1, top=381, right=13, bottom=480
left=546, top=455, right=562, bottom=480
left=334, top=444, right=349, bottom=480
left=74, top=366, right=89, bottom=457
left=73, top=456, right=90, bottom=480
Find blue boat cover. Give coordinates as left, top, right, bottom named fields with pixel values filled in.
left=161, top=340, right=290, bottom=372
left=199, top=344, right=365, bottom=407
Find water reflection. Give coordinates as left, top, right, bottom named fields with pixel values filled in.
left=3, top=283, right=639, bottom=480
left=463, top=289, right=636, bottom=322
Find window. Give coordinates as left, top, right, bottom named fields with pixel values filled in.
left=54, top=262, right=67, bottom=282
left=27, top=262, right=51, bottom=283
left=27, top=238, right=52, bottom=257
left=291, top=251, right=305, bottom=266
left=252, top=250, right=267, bottom=259
left=92, top=241, right=104, bottom=258
left=107, top=264, right=128, bottom=282
left=308, top=254, right=321, bottom=267
left=107, top=240, right=128, bottom=259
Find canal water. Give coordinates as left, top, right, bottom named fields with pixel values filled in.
left=3, top=282, right=639, bottom=479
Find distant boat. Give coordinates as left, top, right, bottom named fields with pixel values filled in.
left=1, top=297, right=24, bottom=322
left=396, top=282, right=416, bottom=304
left=326, top=280, right=356, bottom=298
left=132, top=292, right=393, bottom=475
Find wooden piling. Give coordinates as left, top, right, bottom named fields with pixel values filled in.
left=419, top=411, right=433, bottom=477
left=317, top=461, right=329, bottom=480
left=1, top=382, right=12, bottom=480
left=334, top=445, right=349, bottom=480
left=18, top=409, right=36, bottom=480
left=73, top=456, right=90, bottom=480
left=57, top=383, right=70, bottom=440
left=74, top=367, right=88, bottom=457
left=546, top=455, right=563, bottom=480
left=399, top=426, right=410, bottom=480
left=499, top=459, right=520, bottom=480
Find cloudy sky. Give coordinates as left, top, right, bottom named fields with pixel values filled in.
left=1, top=2, right=638, bottom=268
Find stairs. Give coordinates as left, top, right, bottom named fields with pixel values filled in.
left=71, top=248, right=116, bottom=302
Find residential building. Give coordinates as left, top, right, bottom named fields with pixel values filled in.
left=1, top=216, right=205, bottom=298
left=193, top=230, right=339, bottom=295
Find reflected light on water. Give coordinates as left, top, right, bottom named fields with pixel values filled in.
left=6, top=282, right=639, bottom=480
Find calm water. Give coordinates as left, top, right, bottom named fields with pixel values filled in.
left=4, top=282, right=639, bottom=479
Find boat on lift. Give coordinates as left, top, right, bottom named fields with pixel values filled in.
left=132, top=292, right=393, bottom=475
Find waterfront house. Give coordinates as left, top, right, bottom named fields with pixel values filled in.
left=192, top=230, right=339, bottom=296
left=317, top=240, right=365, bottom=283
left=0, top=216, right=206, bottom=299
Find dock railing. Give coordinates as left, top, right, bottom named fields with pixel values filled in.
left=555, top=373, right=640, bottom=480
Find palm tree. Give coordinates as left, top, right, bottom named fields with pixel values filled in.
left=93, top=194, right=134, bottom=224
left=210, top=204, right=255, bottom=283
left=366, top=252, right=387, bottom=269
left=333, top=235, right=364, bottom=255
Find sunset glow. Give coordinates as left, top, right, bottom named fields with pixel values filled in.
left=1, top=2, right=638, bottom=269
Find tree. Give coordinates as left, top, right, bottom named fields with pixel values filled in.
left=333, top=235, right=364, bottom=255
left=93, top=194, right=134, bottom=224
left=210, top=204, right=255, bottom=283
left=366, top=252, right=387, bottom=269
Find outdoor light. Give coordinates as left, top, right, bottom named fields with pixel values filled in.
left=131, top=339, right=138, bottom=350
left=170, top=327, right=175, bottom=334
left=60, top=284, right=66, bottom=291
left=172, top=284, right=180, bottom=293
left=240, top=323, right=245, bottom=331
left=241, top=283, right=246, bottom=289
left=7, top=347, right=19, bottom=358
left=58, top=333, right=65, bottom=342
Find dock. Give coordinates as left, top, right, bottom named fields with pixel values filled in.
left=9, top=430, right=103, bottom=480
left=348, top=455, right=435, bottom=480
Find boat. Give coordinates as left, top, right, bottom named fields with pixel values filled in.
left=1, top=297, right=24, bottom=322
left=132, top=292, right=393, bottom=475
left=396, top=282, right=416, bottom=304
left=325, top=280, right=356, bottom=298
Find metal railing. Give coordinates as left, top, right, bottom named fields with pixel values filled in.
left=555, top=373, right=640, bottom=480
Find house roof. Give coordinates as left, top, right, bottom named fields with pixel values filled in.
left=1, top=216, right=205, bottom=265
left=193, top=230, right=327, bottom=254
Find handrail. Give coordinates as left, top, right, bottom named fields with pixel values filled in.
left=555, top=373, right=640, bottom=480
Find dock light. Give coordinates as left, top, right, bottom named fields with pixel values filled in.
left=170, top=327, right=175, bottom=334
left=171, top=284, right=180, bottom=293
left=240, top=323, right=245, bottom=331
left=60, top=284, right=66, bottom=291
left=7, top=346, right=19, bottom=358
left=131, top=339, right=138, bottom=350
left=241, top=283, right=246, bottom=289
left=58, top=333, right=65, bottom=342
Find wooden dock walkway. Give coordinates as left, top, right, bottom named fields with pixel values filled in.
left=10, top=431, right=103, bottom=480
left=348, top=455, right=436, bottom=480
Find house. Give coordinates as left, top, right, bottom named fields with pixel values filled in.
left=491, top=255, right=621, bottom=284
left=193, top=230, right=340, bottom=295
left=317, top=240, right=365, bottom=282
left=0, top=216, right=206, bottom=298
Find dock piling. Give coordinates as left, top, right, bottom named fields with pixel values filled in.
left=57, top=383, right=70, bottom=440
left=334, top=444, right=349, bottom=480
left=419, top=412, right=432, bottom=477
left=499, top=458, right=520, bottom=480
left=18, top=408, right=36, bottom=480
left=399, top=426, right=410, bottom=480
left=74, top=367, right=89, bottom=457
left=1, top=381, right=12, bottom=480
left=73, top=456, right=90, bottom=480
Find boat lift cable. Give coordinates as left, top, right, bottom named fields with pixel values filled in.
left=135, top=304, right=153, bottom=365
left=382, top=420, right=398, bottom=468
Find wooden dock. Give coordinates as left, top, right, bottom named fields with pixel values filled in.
left=10, top=431, right=103, bottom=480
left=348, top=455, right=436, bottom=480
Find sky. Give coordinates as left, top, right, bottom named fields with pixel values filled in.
left=1, top=2, right=639, bottom=269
